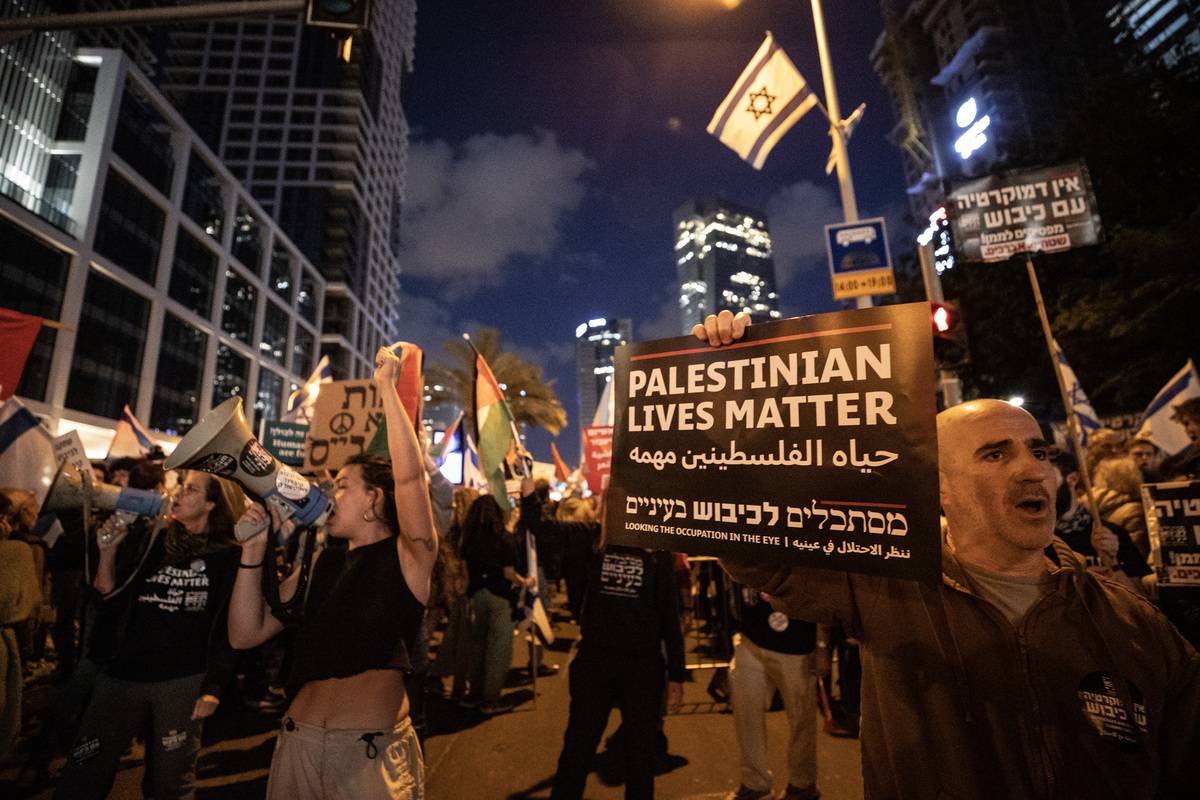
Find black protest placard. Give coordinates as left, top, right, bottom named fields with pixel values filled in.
left=604, top=303, right=940, bottom=582
left=1142, top=481, right=1200, bottom=588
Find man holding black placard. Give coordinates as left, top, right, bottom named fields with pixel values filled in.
left=694, top=310, right=1200, bottom=799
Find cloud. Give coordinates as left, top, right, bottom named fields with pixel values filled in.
left=510, top=339, right=574, bottom=371
left=764, top=180, right=843, bottom=290
left=636, top=292, right=684, bottom=342
left=394, top=290, right=573, bottom=377
left=392, top=291, right=479, bottom=358
left=399, top=130, right=594, bottom=292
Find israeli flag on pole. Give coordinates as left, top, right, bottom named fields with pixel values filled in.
left=707, top=32, right=819, bottom=170
left=1052, top=339, right=1101, bottom=446
left=1137, top=360, right=1199, bottom=456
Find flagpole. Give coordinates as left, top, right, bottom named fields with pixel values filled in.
left=1025, top=258, right=1107, bottom=557
left=809, top=0, right=871, bottom=310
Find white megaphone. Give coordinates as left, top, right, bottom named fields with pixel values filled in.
left=43, top=462, right=165, bottom=520
left=165, top=397, right=330, bottom=540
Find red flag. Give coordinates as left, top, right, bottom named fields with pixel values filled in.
left=549, top=441, right=571, bottom=482
left=0, top=309, right=42, bottom=401
left=390, top=342, right=424, bottom=429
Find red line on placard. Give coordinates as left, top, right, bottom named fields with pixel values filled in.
left=819, top=500, right=908, bottom=509
left=630, top=323, right=894, bottom=362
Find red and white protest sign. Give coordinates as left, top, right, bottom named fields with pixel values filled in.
left=582, top=425, right=613, bottom=494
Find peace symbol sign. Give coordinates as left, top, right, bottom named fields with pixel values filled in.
left=329, top=412, right=355, bottom=435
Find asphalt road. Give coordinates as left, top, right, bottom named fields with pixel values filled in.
left=4, top=596, right=864, bottom=799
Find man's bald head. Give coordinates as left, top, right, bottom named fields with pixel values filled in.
left=937, top=399, right=1042, bottom=474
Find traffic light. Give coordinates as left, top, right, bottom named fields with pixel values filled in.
left=306, top=0, right=370, bottom=31
left=930, top=300, right=969, bottom=367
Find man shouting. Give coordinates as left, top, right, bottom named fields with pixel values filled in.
left=694, top=310, right=1200, bottom=799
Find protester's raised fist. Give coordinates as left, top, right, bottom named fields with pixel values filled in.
left=373, top=345, right=402, bottom=385
left=692, top=309, right=750, bottom=347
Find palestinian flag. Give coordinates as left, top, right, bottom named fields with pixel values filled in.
left=472, top=347, right=516, bottom=513
left=367, top=342, right=424, bottom=458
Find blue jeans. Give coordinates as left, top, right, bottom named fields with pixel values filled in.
left=468, top=589, right=513, bottom=703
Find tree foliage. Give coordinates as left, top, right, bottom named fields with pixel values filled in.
left=425, top=327, right=568, bottom=436
left=896, top=4, right=1200, bottom=420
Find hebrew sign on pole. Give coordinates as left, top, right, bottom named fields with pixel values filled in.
left=948, top=160, right=1102, bottom=263
left=604, top=303, right=940, bottom=582
left=304, top=379, right=385, bottom=473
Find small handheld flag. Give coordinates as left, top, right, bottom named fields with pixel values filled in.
left=707, top=31, right=820, bottom=170
left=1051, top=339, right=1101, bottom=447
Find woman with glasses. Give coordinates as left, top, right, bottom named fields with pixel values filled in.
left=228, top=346, right=438, bottom=800
left=54, top=470, right=243, bottom=800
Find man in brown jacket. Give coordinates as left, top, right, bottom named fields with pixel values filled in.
left=692, top=310, right=1200, bottom=799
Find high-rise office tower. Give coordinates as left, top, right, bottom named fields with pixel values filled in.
left=575, top=317, right=631, bottom=426
left=163, top=4, right=416, bottom=380
left=674, top=198, right=780, bottom=335
left=0, top=35, right=324, bottom=449
left=1106, top=0, right=1199, bottom=70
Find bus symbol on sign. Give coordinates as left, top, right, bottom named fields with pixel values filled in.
left=835, top=226, right=877, bottom=247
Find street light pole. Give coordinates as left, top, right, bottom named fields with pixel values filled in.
left=808, top=0, right=872, bottom=309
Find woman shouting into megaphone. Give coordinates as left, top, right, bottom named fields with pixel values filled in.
left=228, top=345, right=438, bottom=800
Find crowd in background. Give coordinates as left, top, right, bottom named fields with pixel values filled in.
left=0, top=394, right=1197, bottom=798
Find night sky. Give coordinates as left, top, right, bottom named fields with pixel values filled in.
left=396, top=0, right=911, bottom=463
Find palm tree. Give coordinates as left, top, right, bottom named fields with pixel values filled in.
left=424, top=327, right=568, bottom=436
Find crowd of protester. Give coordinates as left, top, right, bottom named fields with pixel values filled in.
left=0, top=326, right=1197, bottom=799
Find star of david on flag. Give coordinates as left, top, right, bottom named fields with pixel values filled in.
left=707, top=31, right=819, bottom=170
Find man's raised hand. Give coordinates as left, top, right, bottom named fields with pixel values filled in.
left=692, top=309, right=751, bottom=346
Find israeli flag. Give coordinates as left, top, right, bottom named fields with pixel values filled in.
left=1052, top=339, right=1101, bottom=446
left=521, top=530, right=554, bottom=645
left=1137, top=360, right=1199, bottom=456
left=707, top=32, right=819, bottom=170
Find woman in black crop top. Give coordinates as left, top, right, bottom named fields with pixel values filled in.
left=228, top=346, right=438, bottom=800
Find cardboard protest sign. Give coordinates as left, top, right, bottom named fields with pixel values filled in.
left=581, top=425, right=613, bottom=494
left=304, top=379, right=384, bottom=472
left=605, top=303, right=940, bottom=582
left=1142, top=480, right=1200, bottom=587
left=262, top=421, right=308, bottom=467
left=52, top=430, right=93, bottom=477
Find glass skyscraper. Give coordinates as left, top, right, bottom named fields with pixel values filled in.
left=674, top=198, right=780, bottom=335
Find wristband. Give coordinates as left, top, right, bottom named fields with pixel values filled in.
left=239, top=561, right=264, bottom=569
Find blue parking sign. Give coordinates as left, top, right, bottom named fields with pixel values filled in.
left=824, top=217, right=895, bottom=300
